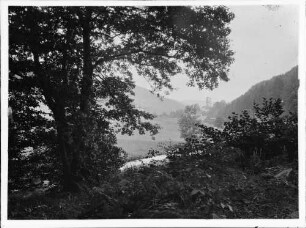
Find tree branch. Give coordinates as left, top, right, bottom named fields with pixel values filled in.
left=32, top=52, right=58, bottom=117
left=94, top=50, right=177, bottom=67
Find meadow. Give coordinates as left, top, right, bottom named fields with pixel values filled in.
left=116, top=116, right=184, bottom=159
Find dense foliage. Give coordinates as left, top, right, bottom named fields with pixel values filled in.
left=9, top=6, right=234, bottom=191
left=9, top=113, right=298, bottom=219
left=199, top=98, right=298, bottom=169
left=8, top=83, right=58, bottom=190
left=170, top=98, right=298, bottom=172
left=7, top=6, right=299, bottom=219
left=223, top=98, right=298, bottom=164
left=8, top=98, right=298, bottom=219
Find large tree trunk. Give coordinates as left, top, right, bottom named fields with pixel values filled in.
left=57, top=123, right=73, bottom=191
left=55, top=8, right=94, bottom=191
left=35, top=7, right=94, bottom=192
left=69, top=7, right=94, bottom=181
left=55, top=106, right=81, bottom=192
left=80, top=7, right=93, bottom=113
left=31, top=12, right=91, bottom=192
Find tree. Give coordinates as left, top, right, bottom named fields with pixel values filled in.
left=8, top=81, right=58, bottom=190
left=9, top=6, right=235, bottom=191
left=223, top=98, right=297, bottom=164
left=178, top=104, right=202, bottom=139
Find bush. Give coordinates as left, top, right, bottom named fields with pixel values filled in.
left=178, top=104, right=202, bottom=140
left=223, top=98, right=297, bottom=165
left=170, top=98, right=298, bottom=170
left=8, top=92, right=127, bottom=192
left=165, top=124, right=227, bottom=163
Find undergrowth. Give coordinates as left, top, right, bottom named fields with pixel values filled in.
left=8, top=98, right=298, bottom=219
left=9, top=147, right=298, bottom=219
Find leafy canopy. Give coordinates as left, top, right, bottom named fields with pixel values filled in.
left=9, top=6, right=235, bottom=103
left=9, top=6, right=235, bottom=188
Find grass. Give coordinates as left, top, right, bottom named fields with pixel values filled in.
left=117, top=139, right=180, bottom=160
left=116, top=116, right=184, bottom=159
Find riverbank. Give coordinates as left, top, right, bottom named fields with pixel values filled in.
left=120, top=155, right=168, bottom=171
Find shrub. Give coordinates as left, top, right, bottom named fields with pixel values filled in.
left=170, top=98, right=298, bottom=169
left=178, top=104, right=202, bottom=140
left=223, top=98, right=297, bottom=165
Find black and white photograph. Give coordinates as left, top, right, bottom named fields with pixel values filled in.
left=1, top=0, right=305, bottom=227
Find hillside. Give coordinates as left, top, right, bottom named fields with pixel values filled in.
left=133, top=86, right=185, bottom=115
left=181, top=99, right=206, bottom=107
left=206, top=66, right=298, bottom=123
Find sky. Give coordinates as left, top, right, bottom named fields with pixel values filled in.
left=133, top=5, right=299, bottom=103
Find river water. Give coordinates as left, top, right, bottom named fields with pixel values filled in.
left=120, top=154, right=168, bottom=171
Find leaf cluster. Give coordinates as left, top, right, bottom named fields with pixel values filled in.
left=223, top=98, right=298, bottom=164
left=172, top=98, right=297, bottom=169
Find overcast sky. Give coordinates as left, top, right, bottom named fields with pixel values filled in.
left=134, top=5, right=299, bottom=103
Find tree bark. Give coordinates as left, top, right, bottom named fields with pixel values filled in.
left=57, top=122, right=73, bottom=191
left=55, top=8, right=94, bottom=191
left=30, top=10, right=88, bottom=192
left=80, top=7, right=93, bottom=113
left=32, top=54, right=77, bottom=191
left=69, top=7, right=94, bottom=182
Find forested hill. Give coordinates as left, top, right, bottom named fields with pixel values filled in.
left=133, top=86, right=185, bottom=115
left=207, top=66, right=298, bottom=122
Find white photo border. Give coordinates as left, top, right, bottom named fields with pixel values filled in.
left=1, top=0, right=305, bottom=227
